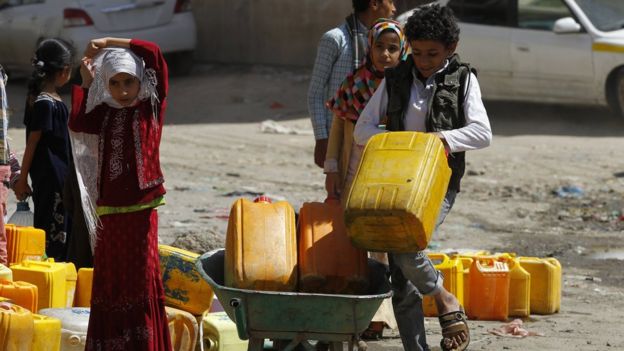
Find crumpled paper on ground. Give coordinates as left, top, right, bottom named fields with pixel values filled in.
left=260, top=120, right=312, bottom=135
left=488, top=319, right=545, bottom=338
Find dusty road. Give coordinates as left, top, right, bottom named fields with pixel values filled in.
left=5, top=64, right=624, bottom=350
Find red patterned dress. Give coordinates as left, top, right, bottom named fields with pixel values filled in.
left=69, top=40, right=171, bottom=351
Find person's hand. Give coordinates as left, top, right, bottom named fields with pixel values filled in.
left=13, top=178, right=31, bottom=201
left=431, top=132, right=450, bottom=153
left=84, top=38, right=108, bottom=58
left=314, top=138, right=328, bottom=168
left=80, top=57, right=95, bottom=88
left=325, top=172, right=342, bottom=199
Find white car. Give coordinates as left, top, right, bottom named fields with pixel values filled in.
left=398, top=0, right=624, bottom=116
left=0, top=0, right=196, bottom=76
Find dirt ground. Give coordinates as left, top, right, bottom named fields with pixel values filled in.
left=5, top=64, right=624, bottom=350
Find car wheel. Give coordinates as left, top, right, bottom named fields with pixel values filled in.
left=166, top=50, right=194, bottom=76
left=607, top=68, right=624, bottom=117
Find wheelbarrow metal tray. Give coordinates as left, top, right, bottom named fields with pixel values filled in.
left=196, top=249, right=391, bottom=337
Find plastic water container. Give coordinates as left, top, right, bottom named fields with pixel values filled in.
left=5, top=224, right=45, bottom=264
left=467, top=258, right=510, bottom=321
left=0, top=302, right=34, bottom=351
left=10, top=260, right=67, bottom=309
left=73, top=268, right=93, bottom=307
left=32, top=313, right=62, bottom=351
left=0, top=280, right=38, bottom=312
left=0, top=263, right=12, bottom=281
left=423, top=253, right=464, bottom=316
left=225, top=197, right=297, bottom=291
left=298, top=199, right=369, bottom=294
left=165, top=306, right=198, bottom=351
left=497, top=253, right=531, bottom=317
left=519, top=257, right=562, bottom=314
left=38, top=308, right=90, bottom=351
left=345, top=132, right=451, bottom=252
left=58, top=262, right=77, bottom=308
left=199, top=311, right=248, bottom=351
left=159, top=245, right=214, bottom=315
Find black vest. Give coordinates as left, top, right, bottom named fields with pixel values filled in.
left=385, top=54, right=474, bottom=191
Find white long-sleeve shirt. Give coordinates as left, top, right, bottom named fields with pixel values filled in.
left=354, top=64, right=492, bottom=153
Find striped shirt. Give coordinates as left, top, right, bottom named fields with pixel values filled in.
left=308, top=20, right=368, bottom=140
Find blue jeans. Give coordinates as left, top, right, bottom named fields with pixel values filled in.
left=389, top=189, right=457, bottom=351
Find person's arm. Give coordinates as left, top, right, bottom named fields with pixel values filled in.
left=308, top=32, right=341, bottom=141
left=8, top=148, right=21, bottom=189
left=437, top=73, right=492, bottom=152
left=353, top=79, right=389, bottom=146
left=14, top=132, right=38, bottom=200
left=324, top=116, right=345, bottom=198
left=129, top=39, right=168, bottom=100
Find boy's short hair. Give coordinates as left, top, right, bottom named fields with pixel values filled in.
left=352, top=0, right=371, bottom=13
left=404, top=4, right=460, bottom=47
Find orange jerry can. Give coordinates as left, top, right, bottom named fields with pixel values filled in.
left=73, top=268, right=93, bottom=307
left=11, top=260, right=67, bottom=309
left=298, top=199, right=369, bottom=294
left=519, top=257, right=562, bottom=314
left=0, top=280, right=38, bottom=312
left=225, top=197, right=297, bottom=291
left=0, top=302, right=35, bottom=351
left=422, top=253, right=464, bottom=317
left=5, top=224, right=46, bottom=264
left=467, top=258, right=510, bottom=321
left=344, top=132, right=451, bottom=252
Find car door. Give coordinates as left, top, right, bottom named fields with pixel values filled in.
left=511, top=0, right=594, bottom=102
left=446, top=0, right=515, bottom=100
left=2, top=0, right=47, bottom=71
left=77, top=0, right=176, bottom=32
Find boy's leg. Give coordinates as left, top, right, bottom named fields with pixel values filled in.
left=0, top=165, right=10, bottom=265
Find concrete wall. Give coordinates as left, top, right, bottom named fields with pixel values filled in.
left=191, top=0, right=431, bottom=67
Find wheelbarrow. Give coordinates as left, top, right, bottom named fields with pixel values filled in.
left=196, top=249, right=392, bottom=351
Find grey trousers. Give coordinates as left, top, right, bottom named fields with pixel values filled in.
left=389, top=189, right=457, bottom=351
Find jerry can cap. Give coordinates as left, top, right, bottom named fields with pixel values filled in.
left=254, top=195, right=272, bottom=203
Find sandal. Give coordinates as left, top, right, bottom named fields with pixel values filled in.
left=438, top=309, right=470, bottom=351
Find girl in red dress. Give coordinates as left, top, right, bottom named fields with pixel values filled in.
left=69, top=37, right=171, bottom=351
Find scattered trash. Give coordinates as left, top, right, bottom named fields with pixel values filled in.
left=553, top=185, right=584, bottom=198
left=260, top=119, right=312, bottom=135
left=222, top=190, right=264, bottom=198
left=226, top=172, right=240, bottom=178
left=488, top=319, right=545, bottom=338
left=174, top=186, right=191, bottom=191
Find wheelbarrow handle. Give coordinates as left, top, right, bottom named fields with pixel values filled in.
left=229, top=298, right=250, bottom=340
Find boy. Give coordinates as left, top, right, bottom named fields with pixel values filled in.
left=307, top=0, right=396, bottom=168
left=354, top=4, right=492, bottom=351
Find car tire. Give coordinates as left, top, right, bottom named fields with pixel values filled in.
left=166, top=50, right=194, bottom=76
left=607, top=67, right=624, bottom=117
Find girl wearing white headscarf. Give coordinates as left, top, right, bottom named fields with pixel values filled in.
left=69, top=37, right=171, bottom=351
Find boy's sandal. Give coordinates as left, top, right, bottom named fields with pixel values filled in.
left=438, top=309, right=470, bottom=351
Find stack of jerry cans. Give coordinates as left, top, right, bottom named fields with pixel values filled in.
left=0, top=280, right=38, bottom=311
left=5, top=224, right=45, bottom=264
left=32, top=313, right=62, bottom=351
left=199, top=311, right=248, bottom=351
left=422, top=253, right=464, bottom=316
left=0, top=302, right=34, bottom=351
left=225, top=197, right=297, bottom=291
left=73, top=268, right=93, bottom=307
left=519, top=257, right=562, bottom=314
left=38, top=307, right=90, bottom=351
left=158, top=245, right=214, bottom=315
left=345, top=132, right=451, bottom=252
left=298, top=199, right=369, bottom=294
left=11, top=260, right=67, bottom=309
left=165, top=306, right=198, bottom=351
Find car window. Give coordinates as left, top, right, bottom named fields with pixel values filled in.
left=447, top=0, right=512, bottom=27
left=575, top=0, right=624, bottom=32
left=517, top=0, right=572, bottom=30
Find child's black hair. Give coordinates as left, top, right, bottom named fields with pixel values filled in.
left=27, top=38, right=75, bottom=103
left=352, top=0, right=371, bottom=13
left=404, top=4, right=460, bottom=47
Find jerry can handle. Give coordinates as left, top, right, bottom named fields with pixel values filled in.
left=427, top=253, right=449, bottom=266
left=229, top=298, right=250, bottom=340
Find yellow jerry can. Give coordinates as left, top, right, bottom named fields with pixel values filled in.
left=73, top=268, right=93, bottom=307
left=57, top=262, right=77, bottom=308
left=0, top=302, right=34, bottom=351
left=165, top=306, right=199, bottom=351
left=5, top=224, right=45, bottom=264
left=0, top=280, right=38, bottom=312
left=0, top=263, right=12, bottom=281
left=199, top=311, right=248, bottom=351
left=225, top=197, right=297, bottom=291
left=497, top=253, right=530, bottom=317
left=344, top=132, right=451, bottom=252
left=11, top=260, right=67, bottom=309
left=519, top=257, right=562, bottom=314
left=159, top=245, right=214, bottom=315
left=32, top=313, right=62, bottom=351
left=422, top=253, right=464, bottom=317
